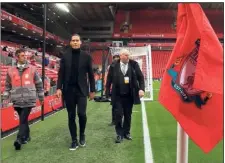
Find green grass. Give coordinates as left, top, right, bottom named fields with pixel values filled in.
left=1, top=81, right=223, bottom=163
left=146, top=81, right=223, bottom=163
left=1, top=101, right=144, bottom=163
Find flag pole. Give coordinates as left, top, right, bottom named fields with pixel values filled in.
left=41, top=3, right=47, bottom=121
left=176, top=122, right=189, bottom=163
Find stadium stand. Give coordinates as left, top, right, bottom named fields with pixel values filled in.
left=1, top=3, right=223, bottom=162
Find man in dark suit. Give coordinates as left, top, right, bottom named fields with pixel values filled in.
left=56, top=34, right=95, bottom=150
left=105, top=49, right=145, bottom=143
left=105, top=55, right=120, bottom=126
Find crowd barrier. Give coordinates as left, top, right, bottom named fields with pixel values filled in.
left=1, top=94, right=62, bottom=132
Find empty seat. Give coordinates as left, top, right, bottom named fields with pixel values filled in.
left=152, top=51, right=171, bottom=79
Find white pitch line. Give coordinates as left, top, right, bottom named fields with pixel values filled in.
left=141, top=100, right=154, bottom=163
left=2, top=109, right=64, bottom=139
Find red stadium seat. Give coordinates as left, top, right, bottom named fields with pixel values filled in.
left=152, top=51, right=171, bottom=79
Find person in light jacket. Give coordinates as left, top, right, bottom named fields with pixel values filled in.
left=3, top=49, right=44, bottom=150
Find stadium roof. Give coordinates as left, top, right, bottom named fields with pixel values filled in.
left=1, top=3, right=223, bottom=44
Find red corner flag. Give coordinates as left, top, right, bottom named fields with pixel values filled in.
left=159, top=3, right=223, bottom=153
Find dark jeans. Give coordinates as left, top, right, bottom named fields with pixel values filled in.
left=111, top=104, right=116, bottom=123
left=64, top=88, right=87, bottom=142
left=114, top=95, right=133, bottom=137
left=14, top=107, right=32, bottom=140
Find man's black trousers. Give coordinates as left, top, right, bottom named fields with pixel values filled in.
left=64, top=88, right=87, bottom=141
left=14, top=107, right=32, bottom=140
left=114, top=95, right=133, bottom=137
left=111, top=104, right=116, bottom=123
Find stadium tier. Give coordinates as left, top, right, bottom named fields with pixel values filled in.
left=1, top=3, right=223, bottom=163
left=114, top=9, right=223, bottom=38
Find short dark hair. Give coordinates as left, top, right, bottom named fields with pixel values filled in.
left=15, top=49, right=25, bottom=57
left=71, top=34, right=81, bottom=41
left=113, top=55, right=120, bottom=59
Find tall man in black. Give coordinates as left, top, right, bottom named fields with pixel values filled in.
left=105, top=55, right=120, bottom=126
left=56, top=34, right=95, bottom=150
left=105, top=49, right=145, bottom=143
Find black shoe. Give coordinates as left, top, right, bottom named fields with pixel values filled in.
left=79, top=135, right=86, bottom=147
left=69, top=140, right=79, bottom=151
left=21, top=140, right=27, bottom=144
left=115, top=135, right=123, bottom=143
left=14, top=140, right=21, bottom=150
left=21, top=137, right=31, bottom=144
left=26, top=137, right=31, bottom=142
left=124, top=134, right=132, bottom=140
left=108, top=122, right=115, bottom=126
